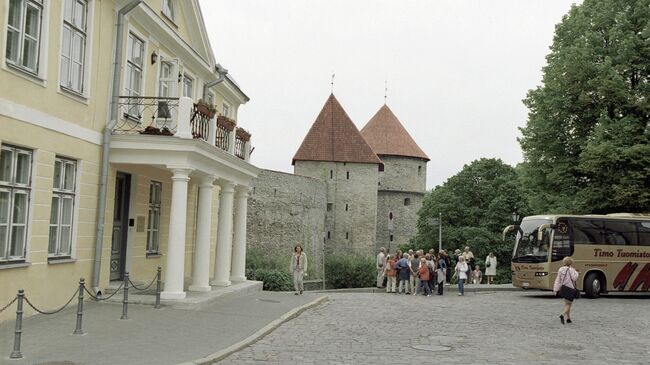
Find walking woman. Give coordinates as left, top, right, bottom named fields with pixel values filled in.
left=437, top=251, right=447, bottom=295
left=290, top=244, right=308, bottom=295
left=553, top=256, right=580, bottom=324
left=454, top=256, right=468, bottom=296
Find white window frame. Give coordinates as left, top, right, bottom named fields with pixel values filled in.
left=123, top=31, right=145, bottom=120
left=48, top=156, right=76, bottom=258
left=162, top=0, right=175, bottom=21
left=5, top=0, right=44, bottom=75
left=146, top=181, right=162, bottom=254
left=0, top=144, right=32, bottom=262
left=59, top=0, right=87, bottom=95
left=182, top=73, right=194, bottom=99
left=222, top=103, right=230, bottom=118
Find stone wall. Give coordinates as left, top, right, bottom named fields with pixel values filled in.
left=247, top=169, right=327, bottom=277
left=294, top=161, right=379, bottom=255
left=378, top=156, right=427, bottom=193
left=376, top=191, right=424, bottom=252
left=375, top=156, right=427, bottom=252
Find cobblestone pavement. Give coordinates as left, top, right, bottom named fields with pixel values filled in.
left=217, top=290, right=650, bottom=365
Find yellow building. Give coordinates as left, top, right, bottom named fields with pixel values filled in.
left=0, top=0, right=258, bottom=322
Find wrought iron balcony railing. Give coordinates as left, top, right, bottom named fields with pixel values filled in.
left=111, top=96, right=252, bottom=162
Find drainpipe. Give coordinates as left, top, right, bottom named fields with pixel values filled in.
left=202, top=64, right=228, bottom=101
left=91, top=0, right=142, bottom=295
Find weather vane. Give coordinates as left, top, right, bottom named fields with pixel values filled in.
left=331, top=73, right=335, bottom=93
left=384, top=80, right=388, bottom=104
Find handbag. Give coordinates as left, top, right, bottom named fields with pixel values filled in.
left=486, top=260, right=491, bottom=268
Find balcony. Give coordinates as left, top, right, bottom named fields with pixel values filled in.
left=113, top=96, right=252, bottom=161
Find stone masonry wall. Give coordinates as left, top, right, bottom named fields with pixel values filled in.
left=294, top=161, right=379, bottom=255
left=376, top=156, right=427, bottom=252
left=378, top=156, right=427, bottom=193
left=247, top=170, right=326, bottom=278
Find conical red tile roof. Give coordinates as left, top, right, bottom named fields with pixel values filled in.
left=360, top=104, right=430, bottom=161
left=292, top=94, right=382, bottom=165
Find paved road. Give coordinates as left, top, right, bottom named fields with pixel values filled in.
left=218, top=290, right=650, bottom=364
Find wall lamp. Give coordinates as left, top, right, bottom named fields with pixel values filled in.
left=151, top=50, right=158, bottom=65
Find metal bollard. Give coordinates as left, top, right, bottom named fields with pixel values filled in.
left=155, top=267, right=162, bottom=309
left=121, top=272, right=129, bottom=320
left=10, top=290, right=24, bottom=359
left=74, top=278, right=85, bottom=335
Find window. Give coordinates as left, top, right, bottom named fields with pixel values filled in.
left=60, top=0, right=87, bottom=94
left=418, top=166, right=422, bottom=176
left=345, top=232, right=349, bottom=239
left=571, top=219, right=604, bottom=245
left=327, top=231, right=331, bottom=239
left=346, top=171, right=350, bottom=180
left=345, top=203, right=348, bottom=211
left=390, top=234, right=394, bottom=242
left=49, top=157, right=76, bottom=258
left=146, top=181, right=162, bottom=254
left=604, top=220, right=638, bottom=246
left=329, top=170, right=333, bottom=179
left=404, top=198, right=411, bottom=206
left=0, top=145, right=32, bottom=262
left=6, top=0, right=43, bottom=74
left=326, top=203, right=333, bottom=212
left=222, top=103, right=230, bottom=117
left=158, top=60, right=173, bottom=97
left=182, top=74, right=193, bottom=98
left=124, top=32, right=144, bottom=118
left=639, top=222, right=650, bottom=246
left=162, top=0, right=175, bottom=20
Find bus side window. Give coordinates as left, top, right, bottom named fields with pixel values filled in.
left=604, top=220, right=638, bottom=245
left=572, top=219, right=604, bottom=245
left=639, top=222, right=650, bottom=246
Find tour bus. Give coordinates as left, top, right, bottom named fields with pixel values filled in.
left=503, top=214, right=650, bottom=298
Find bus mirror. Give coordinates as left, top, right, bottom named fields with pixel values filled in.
left=502, top=225, right=515, bottom=241
left=538, top=223, right=551, bottom=241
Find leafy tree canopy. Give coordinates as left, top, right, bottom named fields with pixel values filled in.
left=519, top=0, right=650, bottom=214
left=411, top=158, right=528, bottom=272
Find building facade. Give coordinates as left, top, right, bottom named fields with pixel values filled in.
left=1, top=0, right=258, bottom=322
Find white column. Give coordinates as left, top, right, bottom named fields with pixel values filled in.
left=161, top=168, right=193, bottom=300
left=207, top=114, right=217, bottom=147
left=230, top=187, right=249, bottom=282
left=189, top=175, right=216, bottom=292
left=227, top=129, right=236, bottom=155
left=176, top=97, right=193, bottom=139
left=212, top=180, right=235, bottom=286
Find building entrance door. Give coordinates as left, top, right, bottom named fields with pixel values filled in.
left=110, top=172, right=131, bottom=281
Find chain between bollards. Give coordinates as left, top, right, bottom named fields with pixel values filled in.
left=10, top=289, right=24, bottom=359
left=74, top=278, right=85, bottom=335
left=121, top=272, right=129, bottom=320
left=155, top=267, right=162, bottom=309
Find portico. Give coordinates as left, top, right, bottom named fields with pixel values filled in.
left=109, top=97, right=259, bottom=300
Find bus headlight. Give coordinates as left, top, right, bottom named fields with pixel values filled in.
left=534, top=272, right=548, bottom=277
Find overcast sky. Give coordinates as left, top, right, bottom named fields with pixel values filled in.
left=199, top=0, right=579, bottom=189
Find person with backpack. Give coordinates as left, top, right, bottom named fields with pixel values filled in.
left=416, top=257, right=432, bottom=296
left=383, top=254, right=397, bottom=293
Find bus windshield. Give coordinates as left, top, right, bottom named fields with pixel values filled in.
left=512, top=219, right=551, bottom=263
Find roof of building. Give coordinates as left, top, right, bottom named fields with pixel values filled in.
left=292, top=94, right=383, bottom=165
left=360, top=104, right=430, bottom=161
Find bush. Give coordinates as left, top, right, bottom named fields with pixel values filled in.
left=252, top=268, right=293, bottom=291
left=325, top=254, right=375, bottom=289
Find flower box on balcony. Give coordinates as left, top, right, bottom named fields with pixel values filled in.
left=236, top=127, right=251, bottom=142
left=195, top=103, right=215, bottom=119
left=217, top=115, right=236, bottom=131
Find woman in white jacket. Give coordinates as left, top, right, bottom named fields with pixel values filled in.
left=454, top=256, right=469, bottom=296
left=290, top=244, right=308, bottom=295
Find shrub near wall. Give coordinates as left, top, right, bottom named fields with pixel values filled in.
left=325, top=254, right=375, bottom=289
left=247, top=250, right=294, bottom=291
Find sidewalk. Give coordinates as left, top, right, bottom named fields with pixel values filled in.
left=0, top=291, right=326, bottom=365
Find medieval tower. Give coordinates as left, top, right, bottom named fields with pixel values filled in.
left=360, top=105, right=429, bottom=252
left=292, top=94, right=382, bottom=254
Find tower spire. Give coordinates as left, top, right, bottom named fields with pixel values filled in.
left=384, top=80, right=388, bottom=105
left=331, top=73, right=335, bottom=94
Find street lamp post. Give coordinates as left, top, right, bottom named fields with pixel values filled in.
left=427, top=212, right=442, bottom=252
left=511, top=211, right=520, bottom=223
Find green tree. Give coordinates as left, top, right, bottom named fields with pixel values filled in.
left=413, top=158, right=528, bottom=282
left=519, top=0, right=650, bottom=214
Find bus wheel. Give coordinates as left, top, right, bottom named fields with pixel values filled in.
left=584, top=272, right=602, bottom=299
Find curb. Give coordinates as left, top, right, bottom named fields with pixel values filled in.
left=183, top=295, right=328, bottom=365
left=309, top=284, right=520, bottom=294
